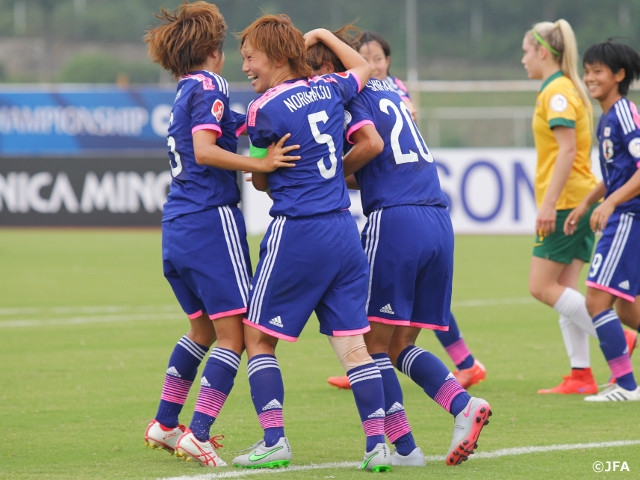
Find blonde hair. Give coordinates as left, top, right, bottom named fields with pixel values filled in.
left=527, top=19, right=590, bottom=107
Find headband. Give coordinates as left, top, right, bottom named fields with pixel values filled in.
left=532, top=30, right=560, bottom=56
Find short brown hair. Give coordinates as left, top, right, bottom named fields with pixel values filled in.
left=144, top=1, right=227, bottom=78
left=239, top=14, right=312, bottom=78
left=306, top=24, right=361, bottom=73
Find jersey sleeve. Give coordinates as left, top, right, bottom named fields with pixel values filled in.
left=622, top=100, right=640, bottom=168
left=345, top=93, right=375, bottom=144
left=545, top=83, right=577, bottom=130
left=190, top=82, right=225, bottom=137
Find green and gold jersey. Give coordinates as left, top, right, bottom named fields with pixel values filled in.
left=532, top=71, right=597, bottom=209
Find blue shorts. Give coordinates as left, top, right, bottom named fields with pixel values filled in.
left=162, top=206, right=252, bottom=319
left=363, top=205, right=453, bottom=330
left=245, top=210, right=371, bottom=341
left=587, top=211, right=640, bottom=302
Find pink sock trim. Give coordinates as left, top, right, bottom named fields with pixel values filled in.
left=445, top=338, right=471, bottom=365
left=434, top=378, right=466, bottom=412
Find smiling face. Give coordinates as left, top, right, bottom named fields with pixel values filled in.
left=241, top=41, right=276, bottom=93
left=583, top=62, right=624, bottom=109
left=521, top=35, right=543, bottom=80
left=358, top=41, right=390, bottom=80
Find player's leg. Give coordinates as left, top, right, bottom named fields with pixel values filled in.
left=584, top=289, right=640, bottom=401
left=145, top=312, right=214, bottom=452
left=530, top=256, right=596, bottom=394
left=390, top=327, right=491, bottom=466
left=175, top=314, right=244, bottom=466
left=436, top=312, right=486, bottom=389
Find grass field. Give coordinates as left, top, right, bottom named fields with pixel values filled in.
left=1, top=229, right=638, bottom=480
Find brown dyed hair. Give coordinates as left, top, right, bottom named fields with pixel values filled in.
left=144, top=1, right=227, bottom=78
left=239, top=14, right=313, bottom=78
left=306, top=24, right=361, bottom=73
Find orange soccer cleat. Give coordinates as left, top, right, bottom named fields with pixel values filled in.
left=538, top=367, right=598, bottom=394
left=453, top=360, right=487, bottom=389
left=327, top=375, right=352, bottom=389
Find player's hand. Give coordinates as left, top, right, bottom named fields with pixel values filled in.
left=303, top=28, right=330, bottom=48
left=263, top=133, right=300, bottom=171
left=563, top=203, right=587, bottom=235
left=590, top=201, right=614, bottom=233
left=535, top=203, right=556, bottom=236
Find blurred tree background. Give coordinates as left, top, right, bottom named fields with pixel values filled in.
left=0, top=0, right=638, bottom=84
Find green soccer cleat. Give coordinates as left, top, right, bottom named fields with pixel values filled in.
left=233, top=437, right=292, bottom=469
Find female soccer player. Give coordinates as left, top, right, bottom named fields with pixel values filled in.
left=231, top=16, right=390, bottom=472
left=521, top=20, right=605, bottom=395
left=307, top=26, right=491, bottom=467
left=142, top=2, right=299, bottom=467
left=563, top=39, right=640, bottom=401
left=327, top=30, right=486, bottom=391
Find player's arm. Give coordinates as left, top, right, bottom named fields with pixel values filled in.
left=591, top=168, right=640, bottom=232
left=345, top=174, right=359, bottom=190
left=343, top=124, right=383, bottom=177
left=193, top=130, right=300, bottom=173
left=537, top=125, right=576, bottom=235
left=304, top=28, right=371, bottom=88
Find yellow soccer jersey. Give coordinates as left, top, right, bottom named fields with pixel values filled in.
left=532, top=71, right=597, bottom=209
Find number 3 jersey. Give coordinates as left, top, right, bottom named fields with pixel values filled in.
left=246, top=72, right=362, bottom=218
left=346, top=79, right=448, bottom=216
left=597, top=96, right=640, bottom=213
left=163, top=70, right=243, bottom=222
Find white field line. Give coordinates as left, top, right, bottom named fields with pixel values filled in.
left=158, top=439, right=640, bottom=480
left=0, top=297, right=536, bottom=329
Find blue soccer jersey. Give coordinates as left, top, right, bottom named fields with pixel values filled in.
left=597, top=97, right=640, bottom=213
left=346, top=79, right=449, bottom=215
left=383, top=75, right=411, bottom=100
left=246, top=73, right=362, bottom=217
left=163, top=71, right=242, bottom=222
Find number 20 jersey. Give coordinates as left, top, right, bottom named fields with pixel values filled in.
left=346, top=79, right=449, bottom=216
left=246, top=73, right=361, bottom=218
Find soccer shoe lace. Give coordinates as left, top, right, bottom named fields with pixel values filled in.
left=537, top=369, right=598, bottom=394
left=327, top=375, right=352, bottom=389
left=174, top=430, right=227, bottom=467
left=446, top=397, right=492, bottom=466
left=232, top=437, right=292, bottom=469
left=453, top=360, right=487, bottom=389
left=584, top=384, right=640, bottom=402
left=144, top=419, right=186, bottom=453
left=391, top=446, right=426, bottom=466
left=360, top=442, right=391, bottom=472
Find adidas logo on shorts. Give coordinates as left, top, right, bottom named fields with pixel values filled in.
left=269, top=315, right=284, bottom=327
left=618, top=280, right=631, bottom=290
left=379, top=304, right=395, bottom=315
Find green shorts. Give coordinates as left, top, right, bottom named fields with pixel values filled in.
left=532, top=205, right=596, bottom=264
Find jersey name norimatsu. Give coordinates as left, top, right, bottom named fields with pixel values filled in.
left=283, top=85, right=332, bottom=112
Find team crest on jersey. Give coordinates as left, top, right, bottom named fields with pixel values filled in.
left=602, top=139, right=614, bottom=160
left=628, top=137, right=640, bottom=158
left=604, top=126, right=611, bottom=137
left=212, top=99, right=224, bottom=122
left=344, top=110, right=352, bottom=130
left=549, top=94, right=568, bottom=112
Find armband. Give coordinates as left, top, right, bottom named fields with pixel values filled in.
left=249, top=144, right=268, bottom=158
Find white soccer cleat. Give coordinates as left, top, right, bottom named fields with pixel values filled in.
left=174, top=430, right=227, bottom=467
left=391, top=446, right=426, bottom=466
left=360, top=442, right=391, bottom=472
left=144, top=419, right=185, bottom=453
left=232, top=437, right=292, bottom=469
left=446, top=397, right=492, bottom=466
left=584, top=384, right=640, bottom=402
